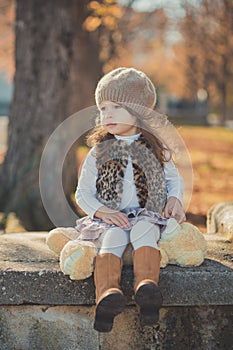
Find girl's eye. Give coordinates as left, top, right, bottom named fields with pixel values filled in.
left=114, top=105, right=121, bottom=109
left=100, top=106, right=105, bottom=111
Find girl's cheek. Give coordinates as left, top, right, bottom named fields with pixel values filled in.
left=99, top=114, right=105, bottom=124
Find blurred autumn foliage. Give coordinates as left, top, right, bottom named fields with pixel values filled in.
left=178, top=0, right=233, bottom=124
left=0, top=0, right=232, bottom=231
left=80, top=0, right=233, bottom=123
left=180, top=126, right=233, bottom=231
left=0, top=0, right=15, bottom=81
left=1, top=0, right=233, bottom=121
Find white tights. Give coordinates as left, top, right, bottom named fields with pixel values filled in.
left=98, top=221, right=160, bottom=258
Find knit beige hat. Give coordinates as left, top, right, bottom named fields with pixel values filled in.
left=95, top=67, right=156, bottom=117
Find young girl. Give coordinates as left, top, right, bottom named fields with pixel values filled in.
left=75, top=67, right=186, bottom=333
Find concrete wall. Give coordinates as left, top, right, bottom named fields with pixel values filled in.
left=0, top=232, right=232, bottom=350
left=0, top=305, right=232, bottom=350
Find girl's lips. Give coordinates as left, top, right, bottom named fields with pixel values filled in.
left=106, top=123, right=117, bottom=127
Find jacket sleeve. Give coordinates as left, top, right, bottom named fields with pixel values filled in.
left=164, top=159, right=184, bottom=203
left=75, top=147, right=103, bottom=218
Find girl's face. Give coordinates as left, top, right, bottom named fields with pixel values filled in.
left=99, top=101, right=138, bottom=136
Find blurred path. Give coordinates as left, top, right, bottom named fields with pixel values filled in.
left=0, top=116, right=8, bottom=161
left=0, top=116, right=8, bottom=153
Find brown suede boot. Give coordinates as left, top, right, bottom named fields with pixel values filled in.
left=94, top=253, right=126, bottom=332
left=133, top=246, right=163, bottom=326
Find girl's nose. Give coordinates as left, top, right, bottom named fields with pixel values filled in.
left=105, top=113, right=113, bottom=119
left=101, top=111, right=112, bottom=124
left=104, top=108, right=113, bottom=118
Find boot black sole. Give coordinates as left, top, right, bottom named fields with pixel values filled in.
left=94, top=292, right=126, bottom=332
left=135, top=282, right=163, bottom=326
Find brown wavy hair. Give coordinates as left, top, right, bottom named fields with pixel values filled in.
left=86, top=113, right=171, bottom=166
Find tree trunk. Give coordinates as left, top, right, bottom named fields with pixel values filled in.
left=0, top=0, right=102, bottom=230
left=220, top=83, right=227, bottom=125
left=219, top=50, right=229, bottom=125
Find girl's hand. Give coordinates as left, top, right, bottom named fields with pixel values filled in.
left=94, top=206, right=131, bottom=229
left=164, top=197, right=186, bottom=224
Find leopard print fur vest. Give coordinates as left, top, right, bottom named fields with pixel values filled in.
left=95, top=135, right=167, bottom=213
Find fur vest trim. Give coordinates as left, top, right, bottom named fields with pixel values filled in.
left=95, top=136, right=167, bottom=213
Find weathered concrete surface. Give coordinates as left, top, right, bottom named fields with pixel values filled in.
left=0, top=231, right=232, bottom=350
left=0, top=305, right=232, bottom=350
left=0, top=305, right=98, bottom=350
left=99, top=305, right=233, bottom=350
left=0, top=232, right=232, bottom=306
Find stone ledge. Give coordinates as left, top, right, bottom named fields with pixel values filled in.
left=0, top=232, right=232, bottom=307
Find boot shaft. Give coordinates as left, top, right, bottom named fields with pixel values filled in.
left=133, top=246, right=161, bottom=291
left=94, top=253, right=123, bottom=303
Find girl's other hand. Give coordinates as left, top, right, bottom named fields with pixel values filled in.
left=94, top=206, right=131, bottom=229
left=164, top=196, right=186, bottom=224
